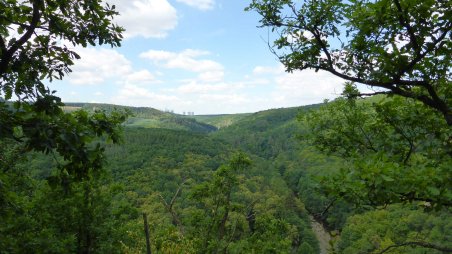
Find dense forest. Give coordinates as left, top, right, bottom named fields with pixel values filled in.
left=1, top=101, right=451, bottom=253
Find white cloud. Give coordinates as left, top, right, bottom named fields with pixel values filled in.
left=272, top=67, right=344, bottom=105
left=107, top=63, right=346, bottom=114
left=67, top=48, right=132, bottom=85
left=252, top=65, right=284, bottom=75
left=113, top=84, right=188, bottom=109
left=140, top=50, right=175, bottom=61
left=174, top=82, right=233, bottom=94
left=65, top=48, right=161, bottom=87
left=253, top=65, right=344, bottom=107
left=176, top=0, right=214, bottom=10
left=140, top=49, right=224, bottom=82
left=199, top=93, right=247, bottom=104
left=108, top=0, right=178, bottom=38
left=64, top=54, right=347, bottom=114
left=197, top=71, right=224, bottom=82
left=109, top=76, right=268, bottom=114
left=125, top=70, right=158, bottom=85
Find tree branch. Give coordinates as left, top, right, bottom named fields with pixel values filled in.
left=169, top=178, right=187, bottom=210
left=320, top=198, right=337, bottom=217
left=393, top=0, right=420, bottom=53
left=398, top=192, right=452, bottom=207
left=402, top=22, right=452, bottom=75
left=263, top=14, right=451, bottom=125
left=2, top=18, right=50, bottom=33
left=377, top=241, right=452, bottom=254
left=0, top=0, right=41, bottom=75
left=357, top=91, right=391, bottom=97
left=0, top=35, right=6, bottom=52
left=158, top=179, right=187, bottom=235
left=317, top=64, right=450, bottom=122
left=312, top=28, right=334, bottom=68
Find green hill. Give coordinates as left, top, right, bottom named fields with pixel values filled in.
left=63, top=102, right=217, bottom=133
left=191, top=113, right=251, bottom=129
left=212, top=106, right=318, bottom=158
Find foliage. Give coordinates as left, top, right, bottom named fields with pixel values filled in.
left=0, top=0, right=127, bottom=178
left=0, top=2, right=133, bottom=252
left=247, top=0, right=452, bottom=125
left=189, top=152, right=252, bottom=252
left=0, top=0, right=122, bottom=89
left=213, top=105, right=353, bottom=230
left=247, top=3, right=451, bottom=253
left=0, top=140, right=138, bottom=254
left=104, top=128, right=320, bottom=253
left=337, top=205, right=452, bottom=254
left=303, top=95, right=451, bottom=209
left=1, top=101, right=129, bottom=179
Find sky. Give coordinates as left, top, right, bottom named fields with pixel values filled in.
left=50, top=0, right=345, bottom=115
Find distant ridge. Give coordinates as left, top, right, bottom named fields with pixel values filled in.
left=61, top=102, right=323, bottom=134
left=63, top=102, right=217, bottom=133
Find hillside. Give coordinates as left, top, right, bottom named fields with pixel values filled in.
left=64, top=102, right=218, bottom=133
left=191, top=113, right=252, bottom=129
left=2, top=101, right=450, bottom=254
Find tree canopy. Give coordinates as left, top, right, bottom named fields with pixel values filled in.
left=0, top=0, right=126, bottom=178
left=247, top=0, right=451, bottom=125
left=303, top=96, right=451, bottom=208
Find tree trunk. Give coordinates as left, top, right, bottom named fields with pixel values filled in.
left=445, top=111, right=452, bottom=126
left=143, top=213, right=152, bottom=254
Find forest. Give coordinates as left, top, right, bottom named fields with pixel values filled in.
left=1, top=0, right=451, bottom=253
left=1, top=100, right=451, bottom=253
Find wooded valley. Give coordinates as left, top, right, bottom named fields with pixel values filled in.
left=1, top=100, right=450, bottom=253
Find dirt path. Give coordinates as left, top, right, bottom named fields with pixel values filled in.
left=309, top=215, right=331, bottom=254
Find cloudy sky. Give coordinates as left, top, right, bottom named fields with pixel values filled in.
left=50, top=0, right=345, bottom=114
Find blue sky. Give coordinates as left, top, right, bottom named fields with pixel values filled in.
left=50, top=0, right=344, bottom=114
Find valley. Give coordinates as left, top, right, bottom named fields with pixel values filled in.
left=2, top=102, right=449, bottom=253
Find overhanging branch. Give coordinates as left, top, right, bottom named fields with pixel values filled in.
left=393, top=0, right=420, bottom=53
left=377, top=241, right=452, bottom=254
left=0, top=1, right=41, bottom=75
left=0, top=35, right=5, bottom=52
